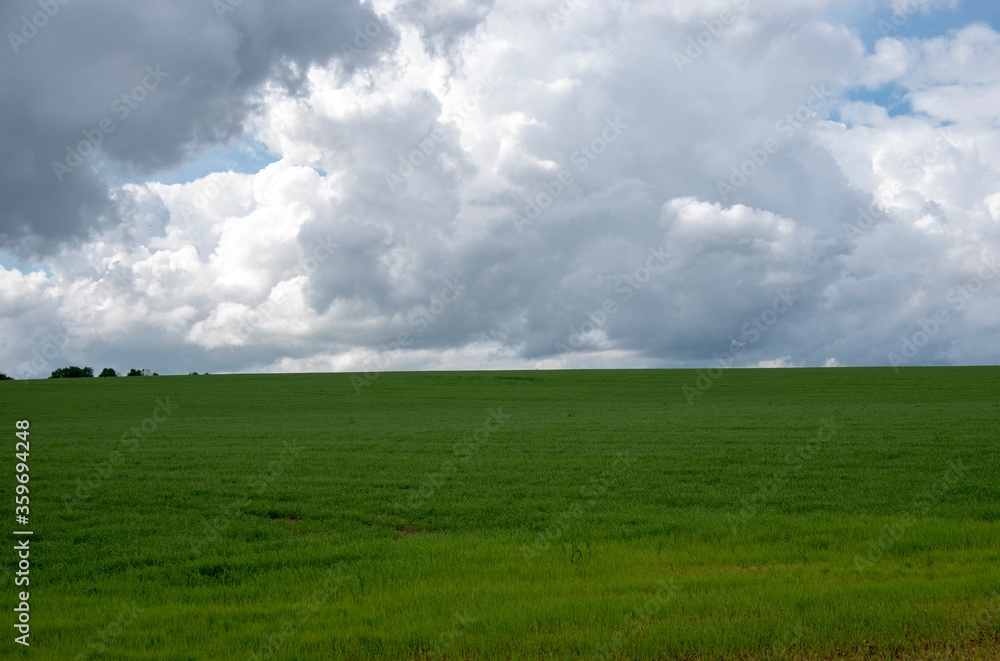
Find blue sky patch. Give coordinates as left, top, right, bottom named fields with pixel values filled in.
left=845, top=82, right=913, bottom=117
left=846, top=1, right=999, bottom=51
left=139, top=138, right=279, bottom=186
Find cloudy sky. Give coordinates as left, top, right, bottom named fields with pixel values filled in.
left=1, top=0, right=998, bottom=378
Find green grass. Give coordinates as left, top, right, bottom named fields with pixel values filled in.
left=2, top=367, right=999, bottom=659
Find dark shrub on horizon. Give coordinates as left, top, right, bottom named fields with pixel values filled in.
left=50, top=366, right=94, bottom=378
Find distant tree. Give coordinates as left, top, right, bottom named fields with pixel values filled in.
left=50, top=366, right=94, bottom=378
left=126, top=368, right=152, bottom=377
left=0, top=372, right=13, bottom=381
left=98, top=368, right=119, bottom=377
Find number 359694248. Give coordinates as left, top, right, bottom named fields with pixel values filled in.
left=15, top=421, right=29, bottom=508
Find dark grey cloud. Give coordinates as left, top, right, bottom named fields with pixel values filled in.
left=397, top=0, right=496, bottom=60
left=0, top=0, right=396, bottom=254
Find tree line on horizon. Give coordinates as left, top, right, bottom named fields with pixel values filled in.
left=54, top=367, right=157, bottom=378
left=0, top=367, right=157, bottom=380
left=0, top=367, right=216, bottom=380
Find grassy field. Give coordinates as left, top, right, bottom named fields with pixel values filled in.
left=2, top=367, right=999, bottom=659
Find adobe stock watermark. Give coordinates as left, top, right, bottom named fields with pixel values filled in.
left=384, top=126, right=449, bottom=192
left=511, top=117, right=629, bottom=234
left=226, top=232, right=342, bottom=351
left=339, top=18, right=383, bottom=62
left=590, top=579, right=678, bottom=661
left=219, top=6, right=384, bottom=60
left=249, top=566, right=347, bottom=661
left=683, top=288, right=800, bottom=404
left=102, top=258, right=138, bottom=298
left=961, top=589, right=1000, bottom=642
left=900, top=126, right=960, bottom=179
left=522, top=450, right=635, bottom=564
left=63, top=397, right=178, bottom=515
left=717, top=85, right=835, bottom=203
left=52, top=65, right=169, bottom=182
left=174, top=160, right=241, bottom=221
left=7, top=0, right=72, bottom=54
left=396, top=408, right=510, bottom=511
left=727, top=420, right=837, bottom=533
left=673, top=0, right=751, bottom=72
left=214, top=0, right=385, bottom=64
left=888, top=255, right=999, bottom=371
left=384, top=77, right=499, bottom=193
left=546, top=0, right=589, bottom=27
left=768, top=618, right=807, bottom=660
left=73, top=602, right=143, bottom=661
left=16, top=323, right=78, bottom=380
left=877, top=0, right=937, bottom=37
left=426, top=612, right=476, bottom=660
left=556, top=243, right=671, bottom=354
left=351, top=275, right=467, bottom=394
left=212, top=0, right=245, bottom=20
left=843, top=126, right=960, bottom=242
left=192, top=438, right=301, bottom=555
left=854, top=458, right=966, bottom=573
left=842, top=199, right=890, bottom=244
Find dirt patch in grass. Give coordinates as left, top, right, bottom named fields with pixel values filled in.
left=271, top=515, right=301, bottom=522
left=245, top=511, right=301, bottom=522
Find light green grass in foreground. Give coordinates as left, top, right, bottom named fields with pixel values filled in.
left=2, top=367, right=999, bottom=659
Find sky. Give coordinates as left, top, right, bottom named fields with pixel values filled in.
left=1, top=0, right=998, bottom=378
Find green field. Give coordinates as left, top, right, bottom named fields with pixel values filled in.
left=2, top=367, right=999, bottom=659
